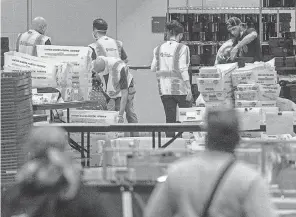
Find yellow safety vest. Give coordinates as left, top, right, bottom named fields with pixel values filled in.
left=89, top=36, right=122, bottom=58
left=100, top=58, right=132, bottom=98
left=16, top=30, right=50, bottom=56
left=155, top=43, right=188, bottom=96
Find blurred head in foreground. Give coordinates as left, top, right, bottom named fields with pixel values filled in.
left=205, top=109, right=240, bottom=153
left=17, top=126, right=80, bottom=200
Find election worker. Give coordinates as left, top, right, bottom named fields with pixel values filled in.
left=16, top=17, right=51, bottom=56
left=151, top=20, right=192, bottom=137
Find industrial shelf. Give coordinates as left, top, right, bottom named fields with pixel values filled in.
left=168, top=6, right=295, bottom=11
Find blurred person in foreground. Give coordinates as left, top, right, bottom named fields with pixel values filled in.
left=16, top=17, right=51, bottom=56
left=144, top=109, right=277, bottom=217
left=2, top=126, right=109, bottom=217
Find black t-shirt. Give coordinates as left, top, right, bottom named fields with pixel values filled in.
left=234, top=28, right=262, bottom=61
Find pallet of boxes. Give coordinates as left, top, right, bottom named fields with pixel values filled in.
left=178, top=61, right=293, bottom=184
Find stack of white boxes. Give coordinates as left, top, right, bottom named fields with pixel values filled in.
left=232, top=62, right=280, bottom=109
left=62, top=109, right=121, bottom=166
left=196, top=63, right=238, bottom=109
left=36, top=45, right=93, bottom=101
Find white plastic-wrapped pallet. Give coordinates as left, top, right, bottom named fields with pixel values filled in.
left=36, top=45, right=93, bottom=101
left=4, top=51, right=72, bottom=89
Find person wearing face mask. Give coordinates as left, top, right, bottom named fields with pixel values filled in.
left=226, top=17, right=262, bottom=62
left=89, top=18, right=128, bottom=62
left=151, top=20, right=192, bottom=137
left=16, top=17, right=51, bottom=56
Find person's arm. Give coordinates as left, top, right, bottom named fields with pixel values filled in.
left=235, top=30, right=257, bottom=50
left=118, top=67, right=129, bottom=121
left=121, top=47, right=128, bottom=63
left=144, top=179, right=174, bottom=217
left=244, top=176, right=278, bottom=217
left=179, top=45, right=191, bottom=92
left=151, top=47, right=157, bottom=72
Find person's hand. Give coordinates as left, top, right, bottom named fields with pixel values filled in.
left=118, top=115, right=124, bottom=123
left=186, top=90, right=193, bottom=102
left=230, top=46, right=239, bottom=61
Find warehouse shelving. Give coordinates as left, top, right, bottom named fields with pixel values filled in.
left=166, top=1, right=296, bottom=45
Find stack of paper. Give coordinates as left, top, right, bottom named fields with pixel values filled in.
left=232, top=62, right=279, bottom=108
left=196, top=63, right=238, bottom=109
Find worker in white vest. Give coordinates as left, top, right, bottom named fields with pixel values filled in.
left=89, top=18, right=128, bottom=62
left=151, top=20, right=192, bottom=137
left=93, top=57, right=139, bottom=129
left=16, top=17, right=51, bottom=56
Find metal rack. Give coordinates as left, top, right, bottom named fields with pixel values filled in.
left=166, top=0, right=296, bottom=45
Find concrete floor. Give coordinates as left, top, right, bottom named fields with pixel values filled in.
left=131, top=69, right=165, bottom=123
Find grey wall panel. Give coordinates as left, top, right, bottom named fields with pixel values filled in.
left=31, top=0, right=116, bottom=46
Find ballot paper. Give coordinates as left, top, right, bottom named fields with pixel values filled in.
left=266, top=112, right=294, bottom=135
left=235, top=108, right=262, bottom=130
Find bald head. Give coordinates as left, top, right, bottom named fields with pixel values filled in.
left=32, top=17, right=47, bottom=34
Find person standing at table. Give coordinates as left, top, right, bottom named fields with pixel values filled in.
left=150, top=20, right=192, bottom=137
left=226, top=17, right=262, bottom=62
left=16, top=17, right=51, bottom=56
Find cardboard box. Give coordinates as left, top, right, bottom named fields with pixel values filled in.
left=235, top=100, right=276, bottom=108
left=259, top=84, right=281, bottom=101
left=4, top=51, right=72, bottom=88
left=177, top=107, right=206, bottom=122
left=234, top=90, right=260, bottom=101
left=205, top=99, right=233, bottom=109
left=201, top=91, right=233, bottom=102
left=36, top=45, right=92, bottom=88
left=236, top=83, right=260, bottom=92
left=198, top=63, right=237, bottom=92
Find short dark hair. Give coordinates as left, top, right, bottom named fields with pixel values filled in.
left=93, top=18, right=108, bottom=32
left=205, top=109, right=240, bottom=153
left=165, top=20, right=184, bottom=36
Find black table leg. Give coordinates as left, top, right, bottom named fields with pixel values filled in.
left=81, top=132, right=85, bottom=167
left=152, top=131, right=156, bottom=149
left=87, top=132, right=90, bottom=167
left=158, top=132, right=161, bottom=148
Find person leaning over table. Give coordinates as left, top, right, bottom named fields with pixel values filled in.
left=151, top=20, right=192, bottom=137
left=92, top=56, right=139, bottom=134
left=226, top=17, right=262, bottom=62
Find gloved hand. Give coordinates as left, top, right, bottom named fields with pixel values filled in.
left=186, top=90, right=193, bottom=102
left=230, top=45, right=239, bottom=61
left=118, top=115, right=124, bottom=123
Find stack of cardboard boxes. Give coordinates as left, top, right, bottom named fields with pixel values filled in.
left=196, top=63, right=238, bottom=109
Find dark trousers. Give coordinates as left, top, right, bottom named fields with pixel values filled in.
left=161, top=95, right=191, bottom=137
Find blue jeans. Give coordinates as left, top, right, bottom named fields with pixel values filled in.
left=107, top=89, right=139, bottom=137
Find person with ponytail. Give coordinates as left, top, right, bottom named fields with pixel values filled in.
left=2, top=126, right=110, bottom=217
left=151, top=20, right=192, bottom=137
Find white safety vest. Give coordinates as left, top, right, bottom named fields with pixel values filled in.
left=99, top=57, right=133, bottom=99
left=16, top=30, right=50, bottom=56
left=153, top=41, right=189, bottom=96
left=89, top=36, right=122, bottom=58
